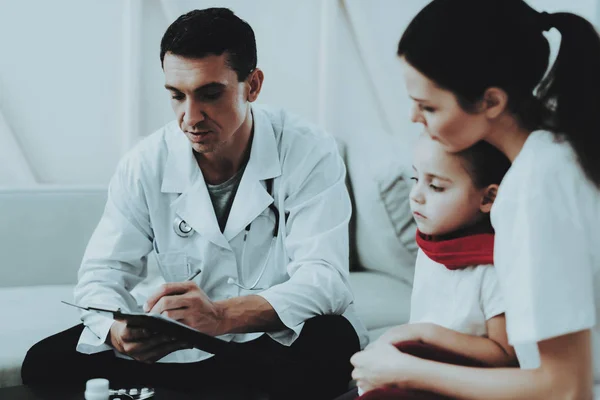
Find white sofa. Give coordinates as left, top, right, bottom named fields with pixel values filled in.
left=0, top=136, right=417, bottom=388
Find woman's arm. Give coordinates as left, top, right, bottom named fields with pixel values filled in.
left=406, top=329, right=593, bottom=400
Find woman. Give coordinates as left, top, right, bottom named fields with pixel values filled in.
left=350, top=0, right=600, bottom=398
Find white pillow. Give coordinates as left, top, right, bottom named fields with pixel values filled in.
left=342, top=133, right=418, bottom=285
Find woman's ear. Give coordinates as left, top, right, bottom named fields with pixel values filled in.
left=480, top=184, right=499, bottom=213
left=480, top=87, right=508, bottom=119
left=246, top=68, right=264, bottom=102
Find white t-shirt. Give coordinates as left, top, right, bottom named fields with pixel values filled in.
left=409, top=249, right=505, bottom=336
left=491, top=130, right=600, bottom=393
left=356, top=252, right=504, bottom=398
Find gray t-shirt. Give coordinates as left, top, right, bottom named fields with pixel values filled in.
left=206, top=165, right=246, bottom=232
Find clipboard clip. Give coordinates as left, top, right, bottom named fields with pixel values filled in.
left=61, top=300, right=122, bottom=314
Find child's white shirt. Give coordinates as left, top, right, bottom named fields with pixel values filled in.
left=358, top=251, right=502, bottom=397
left=492, top=130, right=600, bottom=396
left=409, top=249, right=504, bottom=335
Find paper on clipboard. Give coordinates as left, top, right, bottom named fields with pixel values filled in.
left=61, top=300, right=233, bottom=355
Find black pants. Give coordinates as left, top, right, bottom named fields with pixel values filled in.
left=21, top=315, right=360, bottom=400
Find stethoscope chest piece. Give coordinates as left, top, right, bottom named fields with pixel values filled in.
left=173, top=216, right=194, bottom=238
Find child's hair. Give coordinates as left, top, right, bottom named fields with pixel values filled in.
left=453, top=141, right=511, bottom=231
left=398, top=0, right=600, bottom=188
left=456, top=141, right=512, bottom=190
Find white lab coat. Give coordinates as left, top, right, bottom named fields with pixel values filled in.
left=74, top=104, right=368, bottom=362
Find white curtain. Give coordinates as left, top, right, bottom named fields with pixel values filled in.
left=0, top=0, right=597, bottom=185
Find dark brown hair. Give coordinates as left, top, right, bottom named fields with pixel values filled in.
left=399, top=0, right=600, bottom=187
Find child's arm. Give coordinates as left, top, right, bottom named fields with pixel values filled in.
left=406, top=263, right=517, bottom=367
left=419, top=315, right=517, bottom=367
left=352, top=329, right=592, bottom=400
left=377, top=315, right=517, bottom=367
left=409, top=330, right=592, bottom=399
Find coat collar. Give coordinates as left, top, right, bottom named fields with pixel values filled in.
left=160, top=105, right=282, bottom=249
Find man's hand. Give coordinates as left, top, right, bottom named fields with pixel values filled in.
left=108, top=321, right=190, bottom=363
left=144, top=281, right=224, bottom=336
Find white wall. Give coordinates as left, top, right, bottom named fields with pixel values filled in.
left=0, top=0, right=598, bottom=186
left=0, top=0, right=124, bottom=185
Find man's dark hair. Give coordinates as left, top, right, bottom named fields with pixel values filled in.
left=160, top=8, right=257, bottom=81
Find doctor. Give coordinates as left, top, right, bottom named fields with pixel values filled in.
left=21, top=7, right=367, bottom=399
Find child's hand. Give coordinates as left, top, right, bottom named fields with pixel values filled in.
left=351, top=341, right=420, bottom=392
left=377, top=322, right=437, bottom=346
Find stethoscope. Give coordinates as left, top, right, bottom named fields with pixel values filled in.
left=172, top=178, right=284, bottom=290
left=173, top=217, right=194, bottom=238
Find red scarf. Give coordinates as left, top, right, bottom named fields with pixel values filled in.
left=415, top=229, right=494, bottom=270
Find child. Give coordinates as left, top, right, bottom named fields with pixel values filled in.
left=352, top=133, right=516, bottom=399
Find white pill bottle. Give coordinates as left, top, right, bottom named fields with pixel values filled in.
left=85, top=378, right=110, bottom=400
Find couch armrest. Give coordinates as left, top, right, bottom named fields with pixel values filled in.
left=0, top=185, right=107, bottom=287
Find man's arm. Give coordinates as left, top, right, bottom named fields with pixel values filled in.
left=255, top=135, right=354, bottom=335
left=144, top=282, right=284, bottom=336
left=74, top=155, right=154, bottom=351
left=214, top=295, right=284, bottom=334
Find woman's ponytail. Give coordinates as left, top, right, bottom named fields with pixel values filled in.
left=536, top=12, right=600, bottom=187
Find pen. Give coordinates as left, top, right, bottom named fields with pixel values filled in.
left=186, top=268, right=202, bottom=281
left=142, top=268, right=202, bottom=312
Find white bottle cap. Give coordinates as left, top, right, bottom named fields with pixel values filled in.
left=84, top=378, right=109, bottom=400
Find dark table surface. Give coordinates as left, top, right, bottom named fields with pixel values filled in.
left=0, top=384, right=270, bottom=400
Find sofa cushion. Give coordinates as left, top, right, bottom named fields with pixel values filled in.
left=0, top=276, right=169, bottom=388
left=348, top=271, right=411, bottom=332
left=343, top=134, right=418, bottom=285
left=0, top=285, right=80, bottom=387
left=0, top=187, right=107, bottom=287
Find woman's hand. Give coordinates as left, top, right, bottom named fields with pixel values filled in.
left=350, top=340, right=422, bottom=393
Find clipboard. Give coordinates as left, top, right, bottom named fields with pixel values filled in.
left=62, top=301, right=233, bottom=355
